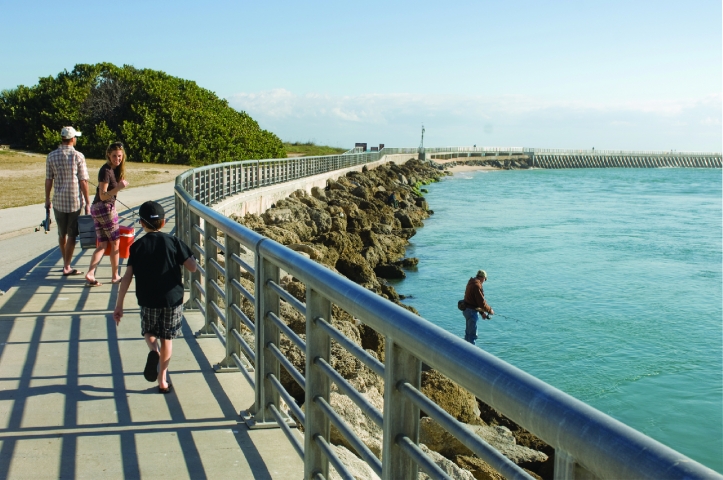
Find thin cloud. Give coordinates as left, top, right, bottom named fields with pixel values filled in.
left=228, top=90, right=722, bottom=151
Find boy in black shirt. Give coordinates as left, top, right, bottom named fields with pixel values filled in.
left=113, top=201, right=197, bottom=393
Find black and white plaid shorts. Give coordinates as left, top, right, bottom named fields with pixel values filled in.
left=140, top=305, right=184, bottom=340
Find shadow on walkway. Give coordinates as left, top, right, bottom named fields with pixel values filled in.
left=0, top=195, right=302, bottom=479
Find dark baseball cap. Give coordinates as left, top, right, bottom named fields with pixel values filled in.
left=139, top=201, right=164, bottom=223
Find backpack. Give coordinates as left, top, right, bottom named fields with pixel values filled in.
left=457, top=299, right=466, bottom=311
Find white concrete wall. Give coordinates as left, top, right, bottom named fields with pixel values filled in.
left=212, top=153, right=417, bottom=217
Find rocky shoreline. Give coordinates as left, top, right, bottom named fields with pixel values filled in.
left=231, top=159, right=553, bottom=479
left=436, top=158, right=532, bottom=171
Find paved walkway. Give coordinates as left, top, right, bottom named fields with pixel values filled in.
left=0, top=185, right=302, bottom=478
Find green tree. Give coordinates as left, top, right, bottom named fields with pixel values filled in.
left=0, top=63, right=285, bottom=165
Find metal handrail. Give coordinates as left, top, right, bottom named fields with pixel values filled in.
left=174, top=149, right=722, bottom=480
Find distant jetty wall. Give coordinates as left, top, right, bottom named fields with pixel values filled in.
left=532, top=152, right=721, bottom=169
left=427, top=149, right=721, bottom=169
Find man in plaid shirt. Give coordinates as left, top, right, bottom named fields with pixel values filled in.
left=45, top=126, right=91, bottom=276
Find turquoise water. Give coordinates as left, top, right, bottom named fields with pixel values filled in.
left=397, top=168, right=723, bottom=472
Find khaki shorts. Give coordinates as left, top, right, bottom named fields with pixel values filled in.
left=54, top=208, right=81, bottom=237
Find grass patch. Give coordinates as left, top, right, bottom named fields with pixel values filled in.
left=284, top=141, right=347, bottom=157
left=0, top=150, right=190, bottom=209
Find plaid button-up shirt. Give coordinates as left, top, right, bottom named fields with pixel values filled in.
left=45, top=145, right=90, bottom=213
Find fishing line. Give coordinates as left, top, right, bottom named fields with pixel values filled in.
left=493, top=313, right=525, bottom=323
left=87, top=179, right=139, bottom=223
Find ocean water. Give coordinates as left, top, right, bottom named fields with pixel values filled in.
left=397, top=167, right=723, bottom=472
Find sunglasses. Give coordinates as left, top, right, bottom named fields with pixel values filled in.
left=109, top=142, right=124, bottom=149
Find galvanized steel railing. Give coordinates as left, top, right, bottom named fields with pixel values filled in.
left=177, top=152, right=388, bottom=204
left=174, top=149, right=722, bottom=480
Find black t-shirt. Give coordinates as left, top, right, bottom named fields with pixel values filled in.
left=128, top=231, right=193, bottom=308
left=92, top=163, right=120, bottom=205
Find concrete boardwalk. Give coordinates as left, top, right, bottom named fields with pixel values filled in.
left=0, top=186, right=302, bottom=479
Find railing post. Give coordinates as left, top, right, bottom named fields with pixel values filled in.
left=554, top=449, right=597, bottom=480
left=196, top=221, right=218, bottom=337
left=206, top=169, right=211, bottom=204
left=382, top=341, right=421, bottom=479
left=210, top=168, right=215, bottom=204
left=186, top=210, right=202, bottom=311
left=304, top=288, right=332, bottom=479
left=215, top=235, right=243, bottom=372
left=248, top=251, right=281, bottom=427
left=175, top=193, right=189, bottom=289
left=192, top=172, right=198, bottom=201
left=184, top=200, right=193, bottom=287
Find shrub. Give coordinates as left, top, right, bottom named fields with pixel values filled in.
left=0, top=63, right=285, bottom=165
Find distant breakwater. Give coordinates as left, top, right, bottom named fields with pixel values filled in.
left=430, top=151, right=722, bottom=169
left=533, top=152, right=721, bottom=169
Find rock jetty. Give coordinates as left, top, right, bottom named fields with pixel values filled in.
left=232, top=159, right=553, bottom=479
left=440, top=158, right=531, bottom=170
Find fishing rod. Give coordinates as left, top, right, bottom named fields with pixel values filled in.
left=492, top=313, right=524, bottom=323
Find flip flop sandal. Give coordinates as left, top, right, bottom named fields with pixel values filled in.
left=144, top=351, right=160, bottom=382
left=63, top=269, right=84, bottom=276
left=158, top=384, right=173, bottom=394
left=85, top=280, right=103, bottom=287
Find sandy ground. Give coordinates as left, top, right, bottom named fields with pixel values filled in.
left=0, top=149, right=189, bottom=209
left=447, top=164, right=499, bottom=173
left=434, top=159, right=500, bottom=173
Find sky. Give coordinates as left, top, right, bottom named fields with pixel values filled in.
left=1, top=0, right=720, bottom=151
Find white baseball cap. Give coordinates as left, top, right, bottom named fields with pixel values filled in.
left=60, top=126, right=82, bottom=139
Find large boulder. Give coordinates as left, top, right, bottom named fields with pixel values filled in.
left=335, top=253, right=379, bottom=290
left=328, top=180, right=347, bottom=191
left=418, top=444, right=475, bottom=480
left=421, top=370, right=481, bottom=424
left=262, top=207, right=295, bottom=224
left=394, top=227, right=417, bottom=240
left=419, top=417, right=549, bottom=465
left=454, top=456, right=505, bottom=480
left=311, top=186, right=328, bottom=201
left=317, top=231, right=363, bottom=260
left=371, top=223, right=393, bottom=235
left=394, top=211, right=415, bottom=229
left=276, top=220, right=315, bottom=243
left=377, top=234, right=409, bottom=262
left=373, top=264, right=406, bottom=279
left=328, top=445, right=380, bottom=480
left=380, top=283, right=400, bottom=302
left=476, top=401, right=555, bottom=478
left=399, top=257, right=419, bottom=268
left=257, top=225, right=301, bottom=245
left=280, top=276, right=306, bottom=302
left=329, top=388, right=384, bottom=458
left=278, top=334, right=306, bottom=404
left=309, top=208, right=333, bottom=234
left=287, top=243, right=324, bottom=261
left=358, top=324, right=385, bottom=362
left=352, top=185, right=370, bottom=200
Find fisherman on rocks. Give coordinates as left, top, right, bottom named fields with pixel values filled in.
left=462, top=269, right=494, bottom=345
